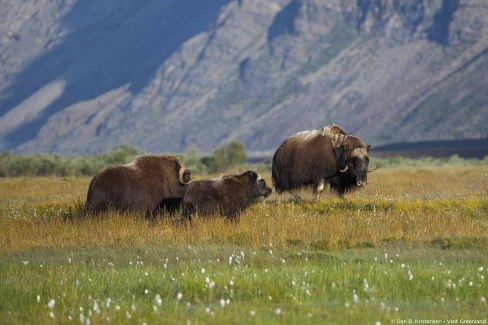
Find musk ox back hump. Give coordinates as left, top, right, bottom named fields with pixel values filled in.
left=85, top=154, right=191, bottom=215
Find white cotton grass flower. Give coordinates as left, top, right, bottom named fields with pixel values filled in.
left=155, top=294, right=162, bottom=306
left=201, top=268, right=205, bottom=274
left=205, top=277, right=215, bottom=288
left=481, top=297, right=486, bottom=303
left=407, top=269, right=413, bottom=281
left=220, top=299, right=226, bottom=308
left=47, top=299, right=55, bottom=309
left=479, top=267, right=484, bottom=272
left=36, top=295, right=41, bottom=303
left=144, top=289, right=149, bottom=295
left=375, top=321, right=382, bottom=325
left=49, top=312, right=55, bottom=319
left=177, top=292, right=183, bottom=301
left=250, top=310, right=255, bottom=316
left=353, top=290, right=359, bottom=303
left=363, top=279, right=370, bottom=292
left=93, top=300, right=101, bottom=314
left=275, top=308, right=282, bottom=315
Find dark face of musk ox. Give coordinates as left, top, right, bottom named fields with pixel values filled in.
left=337, top=145, right=371, bottom=188
left=253, top=173, right=273, bottom=198
left=347, top=155, right=369, bottom=187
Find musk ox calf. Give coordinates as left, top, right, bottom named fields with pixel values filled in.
left=182, top=171, right=272, bottom=219
left=272, top=124, right=375, bottom=203
left=86, top=155, right=191, bottom=216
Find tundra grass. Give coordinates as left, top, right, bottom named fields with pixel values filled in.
left=0, top=166, right=487, bottom=324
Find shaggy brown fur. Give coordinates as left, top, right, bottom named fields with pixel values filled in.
left=182, top=171, right=272, bottom=219
left=86, top=155, right=191, bottom=216
left=272, top=124, right=371, bottom=200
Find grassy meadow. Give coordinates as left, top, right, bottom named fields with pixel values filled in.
left=1, top=165, right=487, bottom=324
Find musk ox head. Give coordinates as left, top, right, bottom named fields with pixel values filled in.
left=334, top=136, right=372, bottom=188
left=244, top=171, right=273, bottom=198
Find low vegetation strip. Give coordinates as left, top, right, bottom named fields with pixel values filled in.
left=0, top=245, right=486, bottom=324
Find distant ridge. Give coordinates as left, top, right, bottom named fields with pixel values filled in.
left=372, top=139, right=488, bottom=159
left=0, top=0, right=487, bottom=155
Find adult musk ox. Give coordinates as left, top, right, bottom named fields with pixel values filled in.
left=272, top=124, right=375, bottom=203
left=182, top=171, right=272, bottom=219
left=86, top=155, right=191, bottom=216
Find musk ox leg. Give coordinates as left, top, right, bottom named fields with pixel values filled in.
left=290, top=190, right=305, bottom=205
left=312, top=179, right=325, bottom=203
left=181, top=202, right=195, bottom=223
left=276, top=192, right=284, bottom=205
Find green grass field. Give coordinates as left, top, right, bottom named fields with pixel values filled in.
left=1, top=166, right=487, bottom=324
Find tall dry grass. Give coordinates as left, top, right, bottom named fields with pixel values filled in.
left=1, top=165, right=487, bottom=251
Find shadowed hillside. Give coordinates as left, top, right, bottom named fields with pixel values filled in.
left=0, top=0, right=487, bottom=154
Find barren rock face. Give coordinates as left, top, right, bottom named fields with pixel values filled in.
left=0, top=0, right=487, bottom=155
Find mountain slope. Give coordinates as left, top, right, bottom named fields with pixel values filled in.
left=0, top=0, right=487, bottom=154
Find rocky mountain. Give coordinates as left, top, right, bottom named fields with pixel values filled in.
left=0, top=0, right=487, bottom=155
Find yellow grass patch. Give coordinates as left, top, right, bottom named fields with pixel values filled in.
left=1, top=166, right=487, bottom=251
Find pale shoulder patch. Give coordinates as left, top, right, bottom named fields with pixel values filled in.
left=292, top=124, right=347, bottom=143
left=124, top=161, right=137, bottom=169
left=321, top=125, right=348, bottom=146
left=351, top=147, right=368, bottom=158
left=293, top=129, right=314, bottom=138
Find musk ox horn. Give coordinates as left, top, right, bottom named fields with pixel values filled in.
left=367, top=166, right=379, bottom=172
left=339, top=165, right=348, bottom=173
left=179, top=167, right=192, bottom=185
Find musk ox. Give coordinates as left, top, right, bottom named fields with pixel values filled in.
left=272, top=124, right=375, bottom=203
left=86, top=155, right=191, bottom=216
left=182, top=170, right=272, bottom=219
